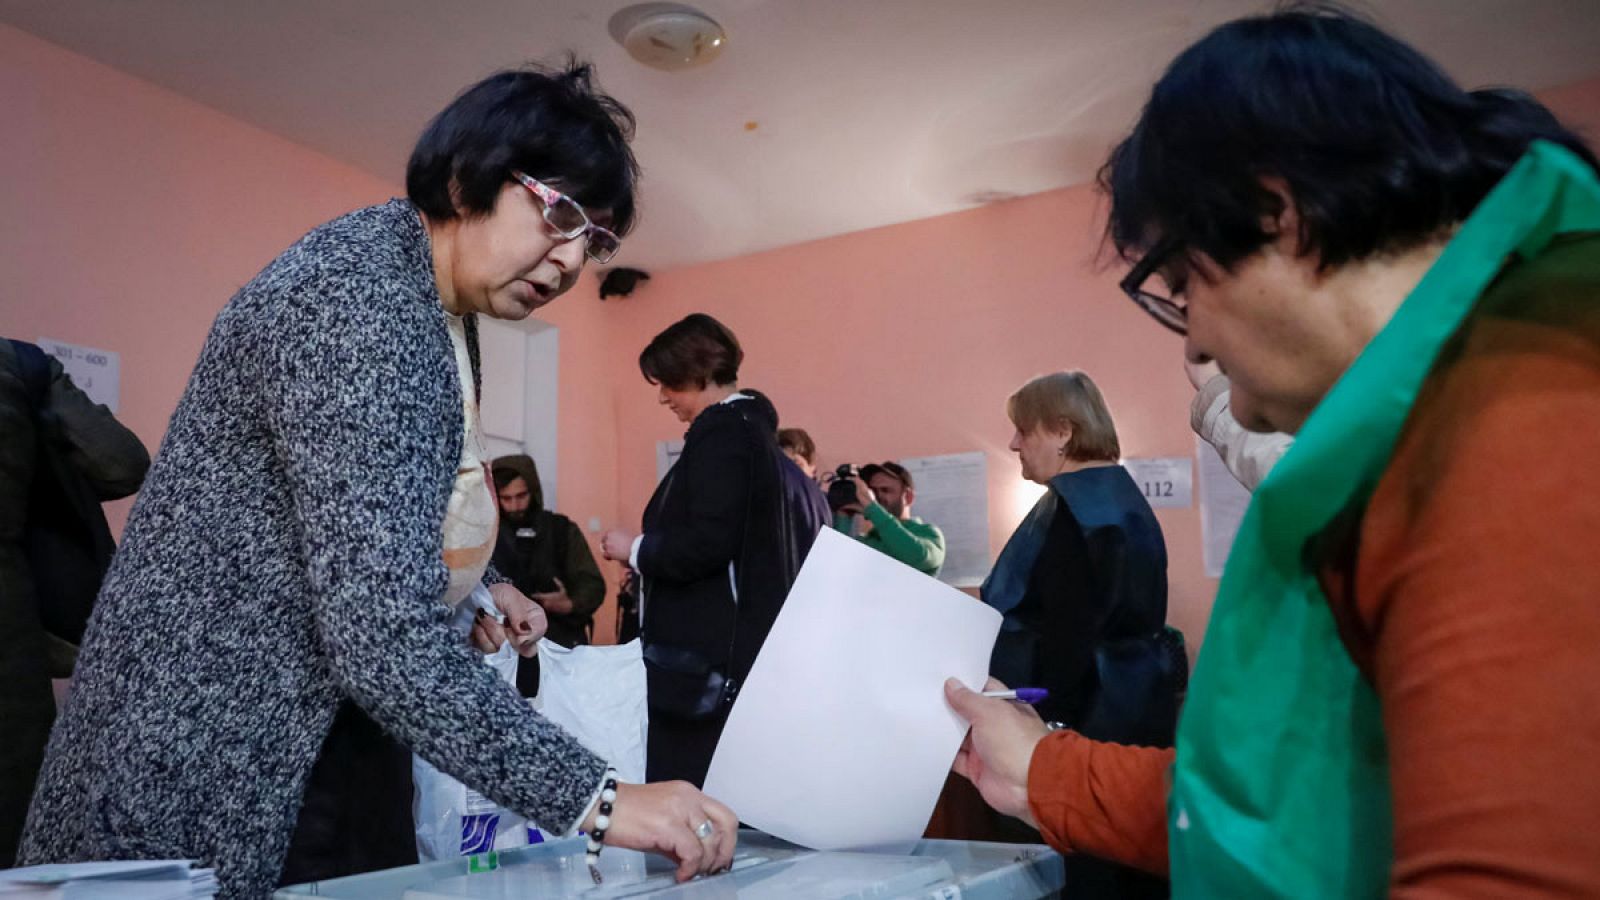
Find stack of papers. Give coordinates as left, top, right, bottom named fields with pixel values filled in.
left=0, top=860, right=217, bottom=899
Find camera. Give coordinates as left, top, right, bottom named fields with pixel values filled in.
left=827, top=464, right=862, bottom=513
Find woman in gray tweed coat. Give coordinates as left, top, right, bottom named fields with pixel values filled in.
left=18, top=64, right=738, bottom=898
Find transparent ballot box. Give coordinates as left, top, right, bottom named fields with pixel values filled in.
left=274, top=830, right=1064, bottom=899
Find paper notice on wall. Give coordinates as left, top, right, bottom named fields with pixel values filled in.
left=1197, top=437, right=1252, bottom=578
left=36, top=338, right=120, bottom=412
left=1121, top=456, right=1193, bottom=509
left=702, top=528, right=1001, bottom=850
left=655, top=439, right=684, bottom=483
left=899, top=452, right=989, bottom=588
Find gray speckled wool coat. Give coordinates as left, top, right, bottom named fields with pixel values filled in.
left=18, top=200, right=605, bottom=899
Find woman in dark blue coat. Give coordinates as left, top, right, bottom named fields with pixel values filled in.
left=982, top=371, right=1182, bottom=898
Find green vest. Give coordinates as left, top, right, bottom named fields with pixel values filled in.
left=1169, top=141, right=1600, bottom=897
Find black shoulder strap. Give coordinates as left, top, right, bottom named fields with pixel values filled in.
left=462, top=313, right=483, bottom=404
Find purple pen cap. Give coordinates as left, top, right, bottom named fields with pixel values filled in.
left=1013, top=688, right=1049, bottom=704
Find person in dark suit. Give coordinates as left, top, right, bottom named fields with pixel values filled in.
left=602, top=314, right=828, bottom=787
left=0, top=339, right=149, bottom=868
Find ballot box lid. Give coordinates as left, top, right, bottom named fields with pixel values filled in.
left=274, top=830, right=1064, bottom=899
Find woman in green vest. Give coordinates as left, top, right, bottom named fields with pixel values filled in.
left=946, top=6, right=1600, bottom=896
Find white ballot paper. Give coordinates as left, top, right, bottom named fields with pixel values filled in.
left=702, top=527, right=1002, bottom=849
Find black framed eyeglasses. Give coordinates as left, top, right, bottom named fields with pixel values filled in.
left=1120, top=235, right=1187, bottom=335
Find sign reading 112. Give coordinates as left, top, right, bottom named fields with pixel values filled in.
left=1120, top=457, right=1193, bottom=509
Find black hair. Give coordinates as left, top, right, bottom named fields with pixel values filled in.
left=407, top=60, right=640, bottom=234
left=491, top=466, right=525, bottom=492
left=1100, top=3, right=1597, bottom=271
left=639, top=313, right=743, bottom=390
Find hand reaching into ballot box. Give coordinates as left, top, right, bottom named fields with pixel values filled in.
left=945, top=678, right=1049, bottom=827
left=582, top=780, right=740, bottom=882
left=472, top=582, right=548, bottom=657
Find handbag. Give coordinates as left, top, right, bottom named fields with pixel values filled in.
left=641, top=641, right=739, bottom=722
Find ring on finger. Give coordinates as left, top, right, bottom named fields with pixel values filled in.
left=694, top=819, right=715, bottom=841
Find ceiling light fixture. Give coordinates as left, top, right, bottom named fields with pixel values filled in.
left=608, top=3, right=727, bottom=72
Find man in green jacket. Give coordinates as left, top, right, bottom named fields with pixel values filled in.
left=833, top=461, right=945, bottom=577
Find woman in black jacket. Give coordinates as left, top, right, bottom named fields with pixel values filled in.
left=603, top=314, right=828, bottom=787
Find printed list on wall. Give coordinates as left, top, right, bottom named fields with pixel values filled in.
left=37, top=338, right=120, bottom=412
left=899, top=451, right=990, bottom=588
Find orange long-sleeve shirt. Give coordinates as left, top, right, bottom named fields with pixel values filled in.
left=1028, top=240, right=1600, bottom=895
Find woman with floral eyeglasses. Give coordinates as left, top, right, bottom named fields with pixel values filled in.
left=20, top=62, right=738, bottom=898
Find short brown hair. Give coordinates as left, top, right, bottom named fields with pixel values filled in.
left=1006, top=371, right=1121, bottom=462
left=639, top=313, right=743, bottom=389
left=777, top=427, right=816, bottom=463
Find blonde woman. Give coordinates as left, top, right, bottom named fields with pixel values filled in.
left=980, top=371, right=1180, bottom=897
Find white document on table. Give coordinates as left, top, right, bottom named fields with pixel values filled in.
left=702, top=527, right=1002, bottom=850
left=0, top=859, right=215, bottom=899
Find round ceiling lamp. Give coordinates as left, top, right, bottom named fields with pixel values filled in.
left=608, top=3, right=728, bottom=72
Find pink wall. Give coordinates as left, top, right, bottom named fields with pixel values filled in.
left=536, top=280, right=628, bottom=640
left=592, top=183, right=1222, bottom=650
left=3, top=23, right=1597, bottom=653
left=583, top=72, right=1600, bottom=655
left=1540, top=77, right=1600, bottom=145
left=0, top=26, right=647, bottom=637
left=0, top=25, right=397, bottom=531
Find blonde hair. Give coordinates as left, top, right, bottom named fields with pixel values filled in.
left=1006, top=371, right=1121, bottom=462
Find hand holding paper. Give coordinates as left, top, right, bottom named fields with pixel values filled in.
left=945, top=677, right=1049, bottom=826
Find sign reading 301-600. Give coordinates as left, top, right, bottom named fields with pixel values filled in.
left=37, top=338, right=121, bottom=413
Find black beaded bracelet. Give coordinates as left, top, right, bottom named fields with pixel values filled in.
left=585, top=769, right=620, bottom=885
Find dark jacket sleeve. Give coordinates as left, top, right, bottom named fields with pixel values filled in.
left=41, top=357, right=149, bottom=500
left=262, top=285, right=604, bottom=834
left=1033, top=506, right=1120, bottom=726
left=561, top=519, right=606, bottom=619
left=636, top=410, right=752, bottom=584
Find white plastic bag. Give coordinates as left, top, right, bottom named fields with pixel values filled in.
left=531, top=638, right=648, bottom=782
left=412, top=585, right=530, bottom=861
left=525, top=638, right=649, bottom=843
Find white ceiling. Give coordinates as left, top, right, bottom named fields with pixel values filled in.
left=5, top=0, right=1600, bottom=270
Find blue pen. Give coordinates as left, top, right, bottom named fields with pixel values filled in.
left=982, top=687, right=1049, bottom=705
